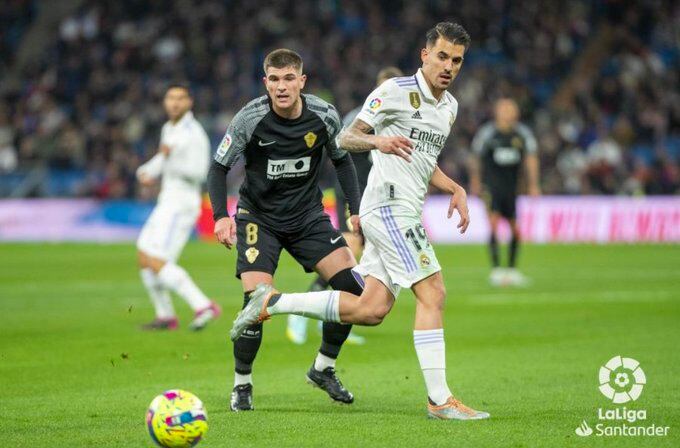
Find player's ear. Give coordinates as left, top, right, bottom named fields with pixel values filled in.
left=421, top=47, right=429, bottom=65
left=262, top=76, right=268, bottom=88
left=299, top=74, right=307, bottom=89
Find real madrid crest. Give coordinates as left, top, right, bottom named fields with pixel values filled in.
left=304, top=131, right=317, bottom=148
left=409, top=92, right=421, bottom=109
left=245, top=247, right=259, bottom=264
left=420, top=253, right=431, bottom=267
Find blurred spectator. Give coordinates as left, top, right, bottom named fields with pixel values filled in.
left=586, top=133, right=624, bottom=194
left=0, top=0, right=677, bottom=197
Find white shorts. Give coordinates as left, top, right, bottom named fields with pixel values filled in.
left=353, top=206, right=441, bottom=298
left=136, top=202, right=199, bottom=262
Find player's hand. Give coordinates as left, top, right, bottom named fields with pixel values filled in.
left=214, top=217, right=236, bottom=249
left=137, top=173, right=156, bottom=186
left=159, top=144, right=172, bottom=156
left=528, top=184, right=541, bottom=197
left=374, top=136, right=413, bottom=162
left=448, top=185, right=470, bottom=234
left=348, top=215, right=361, bottom=234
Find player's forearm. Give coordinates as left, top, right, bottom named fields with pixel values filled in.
left=332, top=153, right=361, bottom=215
left=137, top=153, right=165, bottom=178
left=337, top=127, right=378, bottom=153
left=207, top=161, right=230, bottom=220
left=526, top=154, right=540, bottom=189
left=467, top=155, right=481, bottom=185
left=430, top=166, right=462, bottom=195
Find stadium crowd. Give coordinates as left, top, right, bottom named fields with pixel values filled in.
left=0, top=0, right=678, bottom=197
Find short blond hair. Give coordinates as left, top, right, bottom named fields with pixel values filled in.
left=376, top=67, right=403, bottom=85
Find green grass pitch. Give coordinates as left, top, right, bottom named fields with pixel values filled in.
left=1, top=242, right=679, bottom=447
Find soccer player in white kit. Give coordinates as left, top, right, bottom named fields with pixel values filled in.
left=137, top=84, right=221, bottom=331
left=230, top=23, right=489, bottom=420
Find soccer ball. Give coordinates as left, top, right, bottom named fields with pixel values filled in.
left=146, top=389, right=208, bottom=447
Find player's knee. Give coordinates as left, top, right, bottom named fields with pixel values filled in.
left=372, top=303, right=392, bottom=324
left=362, top=301, right=392, bottom=326
left=419, top=284, right=447, bottom=311
left=137, top=251, right=149, bottom=268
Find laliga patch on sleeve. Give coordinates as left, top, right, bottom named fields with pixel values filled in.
left=368, top=98, right=383, bottom=110
left=216, top=133, right=232, bottom=157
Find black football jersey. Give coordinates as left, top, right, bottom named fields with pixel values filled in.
left=471, top=122, right=537, bottom=194
left=214, top=94, right=345, bottom=231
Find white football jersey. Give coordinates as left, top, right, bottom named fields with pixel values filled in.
left=356, top=69, right=458, bottom=217
left=138, top=111, right=210, bottom=209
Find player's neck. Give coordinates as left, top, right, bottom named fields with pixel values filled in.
left=423, top=76, right=445, bottom=102
left=496, top=122, right=513, bottom=132
left=272, top=98, right=303, bottom=120
left=169, top=111, right=189, bottom=125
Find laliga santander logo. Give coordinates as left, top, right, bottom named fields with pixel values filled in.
left=598, top=356, right=646, bottom=404
left=368, top=98, right=382, bottom=110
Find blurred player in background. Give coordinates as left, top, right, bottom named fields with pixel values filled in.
left=285, top=66, right=404, bottom=346
left=469, top=98, right=540, bottom=286
left=231, top=22, right=490, bottom=420
left=208, top=49, right=363, bottom=411
left=136, top=85, right=221, bottom=331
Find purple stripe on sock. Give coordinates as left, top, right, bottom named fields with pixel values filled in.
left=414, top=337, right=444, bottom=343
left=414, top=340, right=444, bottom=346
left=414, top=334, right=444, bottom=341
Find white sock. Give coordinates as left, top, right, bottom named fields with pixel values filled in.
left=267, top=291, right=341, bottom=323
left=234, top=372, right=252, bottom=387
left=140, top=268, right=175, bottom=319
left=157, top=263, right=211, bottom=311
left=414, top=329, right=452, bottom=406
left=314, top=353, right=336, bottom=371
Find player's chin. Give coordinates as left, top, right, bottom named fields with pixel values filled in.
left=274, top=96, right=292, bottom=108
left=437, top=77, right=452, bottom=88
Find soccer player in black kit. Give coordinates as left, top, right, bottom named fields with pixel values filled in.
left=285, top=66, right=404, bottom=346
left=207, top=49, right=363, bottom=411
left=469, top=98, right=540, bottom=287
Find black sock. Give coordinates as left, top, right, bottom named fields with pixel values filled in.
left=319, top=268, right=363, bottom=361
left=233, top=291, right=263, bottom=376
left=509, top=233, right=520, bottom=268
left=489, top=233, right=500, bottom=268
left=308, top=275, right=329, bottom=292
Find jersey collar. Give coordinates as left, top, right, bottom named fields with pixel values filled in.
left=170, top=111, right=194, bottom=128
left=415, top=69, right=450, bottom=105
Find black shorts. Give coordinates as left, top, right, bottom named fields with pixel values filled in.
left=487, top=190, right=517, bottom=220
left=235, top=212, right=347, bottom=278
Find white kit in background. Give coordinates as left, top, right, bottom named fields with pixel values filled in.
left=137, top=111, right=209, bottom=261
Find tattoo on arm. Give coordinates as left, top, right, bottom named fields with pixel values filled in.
left=338, top=119, right=376, bottom=152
